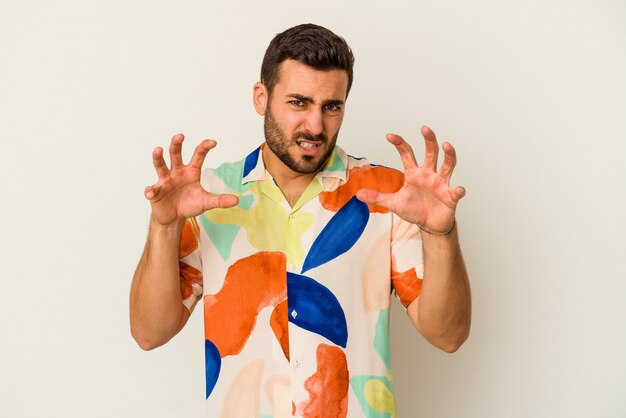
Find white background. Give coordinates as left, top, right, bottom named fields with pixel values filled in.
left=1, top=1, right=625, bottom=417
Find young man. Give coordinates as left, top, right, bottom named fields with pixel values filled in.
left=130, top=23, right=470, bottom=417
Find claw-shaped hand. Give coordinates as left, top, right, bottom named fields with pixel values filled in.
left=144, top=133, right=239, bottom=226
left=356, top=126, right=465, bottom=234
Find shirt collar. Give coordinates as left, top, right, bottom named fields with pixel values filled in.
left=241, top=143, right=348, bottom=185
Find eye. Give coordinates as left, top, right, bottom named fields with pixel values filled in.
left=289, top=99, right=304, bottom=107
left=324, top=103, right=341, bottom=112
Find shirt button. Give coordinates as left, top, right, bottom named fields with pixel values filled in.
left=289, top=213, right=296, bottom=219
left=288, top=263, right=296, bottom=270
left=291, top=309, right=298, bottom=319
left=294, top=360, right=301, bottom=368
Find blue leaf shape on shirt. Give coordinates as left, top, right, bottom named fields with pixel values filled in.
left=242, top=146, right=261, bottom=178
left=205, top=339, right=221, bottom=399
left=287, top=272, right=348, bottom=348
left=301, top=195, right=369, bottom=274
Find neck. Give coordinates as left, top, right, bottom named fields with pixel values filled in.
left=262, top=145, right=318, bottom=207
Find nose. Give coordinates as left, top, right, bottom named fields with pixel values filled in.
left=303, top=108, right=324, bottom=137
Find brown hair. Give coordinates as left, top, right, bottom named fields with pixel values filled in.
left=260, top=23, right=354, bottom=96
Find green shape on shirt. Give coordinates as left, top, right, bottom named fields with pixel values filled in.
left=197, top=214, right=241, bottom=261
left=323, top=147, right=346, bottom=173
left=374, top=307, right=392, bottom=372
left=350, top=375, right=396, bottom=418
left=237, top=194, right=254, bottom=210
left=195, top=160, right=253, bottom=261
left=211, top=160, right=253, bottom=193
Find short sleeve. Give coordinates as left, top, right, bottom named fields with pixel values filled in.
left=390, top=214, right=424, bottom=309
left=179, top=217, right=203, bottom=313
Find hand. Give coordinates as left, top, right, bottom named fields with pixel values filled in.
left=356, top=126, right=465, bottom=234
left=144, top=133, right=239, bottom=226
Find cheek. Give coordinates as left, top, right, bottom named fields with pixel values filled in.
left=325, top=116, right=344, bottom=134
left=282, top=113, right=305, bottom=133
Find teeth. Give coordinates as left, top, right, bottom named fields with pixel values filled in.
left=299, top=142, right=319, bottom=149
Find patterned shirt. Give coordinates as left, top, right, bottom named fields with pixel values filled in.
left=179, top=144, right=424, bottom=418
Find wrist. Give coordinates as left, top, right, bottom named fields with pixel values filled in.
left=417, top=218, right=456, bottom=236
left=149, top=215, right=186, bottom=233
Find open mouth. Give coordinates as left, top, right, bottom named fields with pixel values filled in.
left=297, top=141, right=321, bottom=150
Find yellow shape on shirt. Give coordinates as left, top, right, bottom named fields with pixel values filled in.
left=364, top=379, right=397, bottom=417
left=205, top=179, right=316, bottom=267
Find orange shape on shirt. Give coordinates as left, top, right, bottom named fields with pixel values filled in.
left=270, top=299, right=290, bottom=361
left=204, top=251, right=287, bottom=357
left=179, top=218, right=199, bottom=258
left=319, top=165, right=403, bottom=213
left=180, top=263, right=203, bottom=300
left=391, top=259, right=422, bottom=308
left=300, top=344, right=349, bottom=418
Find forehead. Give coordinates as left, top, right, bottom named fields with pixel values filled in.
left=274, top=59, right=349, bottom=101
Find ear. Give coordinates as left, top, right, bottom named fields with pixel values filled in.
left=253, top=82, right=268, bottom=116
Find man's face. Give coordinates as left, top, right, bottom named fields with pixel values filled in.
left=260, top=59, right=349, bottom=175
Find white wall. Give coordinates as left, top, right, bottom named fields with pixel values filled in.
left=1, top=1, right=624, bottom=417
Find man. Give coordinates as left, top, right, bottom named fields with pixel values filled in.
left=130, top=23, right=470, bottom=417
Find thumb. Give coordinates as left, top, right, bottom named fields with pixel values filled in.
left=202, top=192, right=239, bottom=211
left=216, top=193, right=239, bottom=208
left=356, top=188, right=393, bottom=210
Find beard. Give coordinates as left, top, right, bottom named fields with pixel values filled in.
left=263, top=106, right=338, bottom=174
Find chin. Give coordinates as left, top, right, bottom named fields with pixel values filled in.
left=292, top=153, right=327, bottom=174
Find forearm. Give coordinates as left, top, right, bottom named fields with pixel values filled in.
left=130, top=217, right=189, bottom=350
left=408, top=224, right=471, bottom=352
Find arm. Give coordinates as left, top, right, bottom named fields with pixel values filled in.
left=130, top=134, right=238, bottom=350
left=130, top=218, right=189, bottom=350
left=357, top=126, right=471, bottom=352
left=407, top=226, right=471, bottom=352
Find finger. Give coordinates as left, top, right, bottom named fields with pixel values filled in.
left=152, top=146, right=169, bottom=178
left=451, top=186, right=466, bottom=203
left=202, top=193, right=239, bottom=211
left=189, top=139, right=217, bottom=168
left=356, top=188, right=394, bottom=211
left=144, top=185, right=158, bottom=200
left=169, top=133, right=185, bottom=168
left=421, top=125, right=439, bottom=170
left=439, top=142, right=457, bottom=181
left=216, top=194, right=239, bottom=208
left=386, top=133, right=418, bottom=170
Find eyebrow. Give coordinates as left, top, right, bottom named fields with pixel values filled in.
left=286, top=93, right=345, bottom=106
